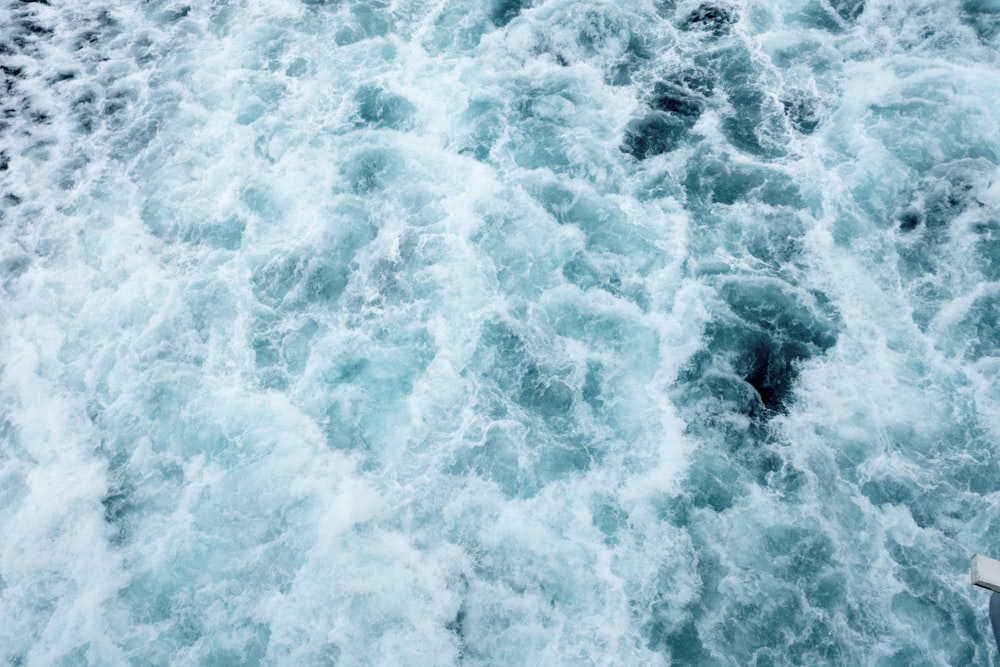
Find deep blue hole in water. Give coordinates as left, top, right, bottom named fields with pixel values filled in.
left=682, top=4, right=738, bottom=36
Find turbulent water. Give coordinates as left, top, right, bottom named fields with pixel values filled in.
left=2, top=0, right=1000, bottom=664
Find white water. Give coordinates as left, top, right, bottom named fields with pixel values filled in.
left=2, top=0, right=1000, bottom=664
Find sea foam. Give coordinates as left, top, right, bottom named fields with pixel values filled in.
left=2, top=0, right=1000, bottom=664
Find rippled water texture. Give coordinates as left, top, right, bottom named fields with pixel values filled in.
left=3, top=0, right=1000, bottom=664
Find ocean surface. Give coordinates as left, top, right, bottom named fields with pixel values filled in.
left=2, top=0, right=1000, bottom=664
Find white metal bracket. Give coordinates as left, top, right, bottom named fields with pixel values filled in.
left=971, top=554, right=1000, bottom=593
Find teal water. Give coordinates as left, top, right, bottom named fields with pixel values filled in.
left=2, top=0, right=1000, bottom=664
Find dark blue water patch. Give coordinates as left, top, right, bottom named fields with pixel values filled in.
left=973, top=219, right=1000, bottom=280
left=428, top=7, right=489, bottom=53
left=530, top=179, right=573, bottom=221
left=368, top=251, right=416, bottom=306
left=683, top=450, right=741, bottom=512
left=100, top=454, right=185, bottom=541
left=471, top=212, right=559, bottom=299
left=0, top=255, right=30, bottom=285
left=130, top=33, right=158, bottom=66
left=681, top=4, right=737, bottom=36
left=718, top=585, right=813, bottom=661
left=491, top=0, right=526, bottom=27
left=1, top=63, right=23, bottom=98
left=677, top=371, right=769, bottom=445
left=473, top=320, right=570, bottom=421
left=621, top=70, right=711, bottom=159
left=321, top=402, right=378, bottom=457
left=896, top=160, right=985, bottom=233
left=957, top=292, right=1000, bottom=360
left=886, top=579, right=982, bottom=663
left=319, top=336, right=435, bottom=454
left=963, top=0, right=1000, bottom=41
left=720, top=87, right=775, bottom=157
left=683, top=153, right=802, bottom=209
left=353, top=86, right=415, bottom=130
left=46, top=69, right=76, bottom=86
left=118, top=575, right=209, bottom=655
left=101, top=484, right=137, bottom=546
left=661, top=619, right=711, bottom=664
left=894, top=236, right=943, bottom=285
left=782, top=93, right=820, bottom=134
left=148, top=2, right=192, bottom=23
left=720, top=280, right=839, bottom=351
left=202, top=630, right=272, bottom=667
left=752, top=449, right=806, bottom=495
left=366, top=216, right=451, bottom=296
left=70, top=89, right=100, bottom=134
left=894, top=159, right=992, bottom=285
left=860, top=475, right=914, bottom=509
left=73, top=19, right=115, bottom=52
left=950, top=437, right=1000, bottom=497
left=897, top=209, right=921, bottom=232
left=741, top=213, right=807, bottom=270
left=764, top=524, right=836, bottom=579
left=885, top=539, right=948, bottom=597
left=680, top=68, right=717, bottom=98
left=791, top=2, right=852, bottom=33
left=561, top=254, right=652, bottom=311
left=678, top=278, right=839, bottom=416
left=621, top=112, right=694, bottom=160
left=2, top=64, right=53, bottom=128
left=518, top=364, right=573, bottom=419
left=103, top=87, right=141, bottom=131
left=677, top=386, right=805, bottom=500
left=731, top=329, right=826, bottom=415
left=641, top=541, right=726, bottom=658
left=650, top=81, right=705, bottom=118
left=446, top=606, right=467, bottom=659
left=9, top=10, right=54, bottom=50
left=582, top=360, right=604, bottom=411
left=2, top=193, right=22, bottom=211
left=830, top=0, right=865, bottom=21
left=0, top=258, right=31, bottom=294
left=656, top=447, right=985, bottom=664
left=699, top=46, right=787, bottom=157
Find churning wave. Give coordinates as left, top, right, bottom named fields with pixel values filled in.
left=2, top=0, right=1000, bottom=664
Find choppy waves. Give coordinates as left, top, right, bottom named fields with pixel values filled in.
left=2, top=0, right=1000, bottom=664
